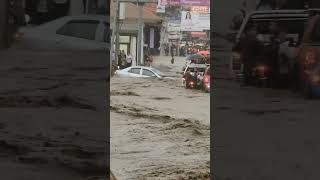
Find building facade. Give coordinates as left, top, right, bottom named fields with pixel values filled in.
left=110, top=1, right=161, bottom=63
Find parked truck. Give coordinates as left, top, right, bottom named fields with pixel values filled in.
left=0, top=0, right=25, bottom=49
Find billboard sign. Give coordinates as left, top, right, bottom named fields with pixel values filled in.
left=180, top=11, right=210, bottom=31
left=180, top=0, right=209, bottom=6
left=167, top=22, right=181, bottom=32
left=190, top=6, right=210, bottom=13
left=160, top=0, right=180, bottom=6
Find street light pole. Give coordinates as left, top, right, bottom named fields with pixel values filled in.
left=137, top=2, right=145, bottom=65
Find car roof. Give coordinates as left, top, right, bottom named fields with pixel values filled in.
left=248, top=9, right=320, bottom=17
left=236, top=9, right=320, bottom=41
left=129, top=66, right=159, bottom=70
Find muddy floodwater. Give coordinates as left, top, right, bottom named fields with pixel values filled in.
left=111, top=56, right=210, bottom=179
left=0, top=49, right=107, bottom=180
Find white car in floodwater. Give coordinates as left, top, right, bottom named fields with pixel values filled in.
left=115, top=66, right=164, bottom=79
left=15, top=15, right=110, bottom=51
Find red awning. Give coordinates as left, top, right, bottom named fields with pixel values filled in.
left=191, top=32, right=206, bottom=37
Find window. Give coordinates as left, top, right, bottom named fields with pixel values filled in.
left=129, top=68, right=141, bottom=74
left=103, top=22, right=110, bottom=43
left=57, top=20, right=99, bottom=40
left=142, top=69, right=155, bottom=76
left=243, top=19, right=306, bottom=43
left=119, top=36, right=130, bottom=43
left=311, top=20, right=320, bottom=42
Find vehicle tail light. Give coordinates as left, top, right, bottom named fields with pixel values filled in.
left=256, top=65, right=268, bottom=73
left=14, top=32, right=24, bottom=41
left=304, top=49, right=316, bottom=65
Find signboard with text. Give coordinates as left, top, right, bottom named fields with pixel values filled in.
left=160, top=0, right=180, bottom=6
left=180, top=11, right=209, bottom=31
left=180, top=0, right=209, bottom=6
left=167, top=21, right=181, bottom=32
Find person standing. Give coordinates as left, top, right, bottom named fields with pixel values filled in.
left=126, top=53, right=133, bottom=67
left=239, top=26, right=263, bottom=86
left=170, top=44, right=175, bottom=57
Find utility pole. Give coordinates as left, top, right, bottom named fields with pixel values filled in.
left=114, top=0, right=120, bottom=66
left=137, top=2, right=144, bottom=65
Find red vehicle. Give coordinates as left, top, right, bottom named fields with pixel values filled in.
left=296, top=13, right=320, bottom=98
left=202, top=65, right=210, bottom=92
left=182, top=64, right=207, bottom=89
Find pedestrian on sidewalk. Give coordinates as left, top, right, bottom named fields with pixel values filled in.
left=126, top=52, right=133, bottom=67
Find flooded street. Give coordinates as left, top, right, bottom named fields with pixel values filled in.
left=0, top=49, right=107, bottom=180
left=214, top=48, right=320, bottom=179
left=111, top=56, right=210, bottom=179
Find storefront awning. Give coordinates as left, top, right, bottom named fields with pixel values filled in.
left=191, top=32, right=206, bottom=37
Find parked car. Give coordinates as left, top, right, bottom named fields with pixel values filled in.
left=14, top=15, right=110, bottom=51
left=115, top=66, right=164, bottom=79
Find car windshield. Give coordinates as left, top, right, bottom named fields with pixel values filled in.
left=188, top=67, right=206, bottom=72
left=311, top=19, right=320, bottom=42
left=151, top=68, right=163, bottom=76
left=243, top=18, right=306, bottom=43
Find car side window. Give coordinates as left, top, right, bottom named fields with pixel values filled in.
left=56, top=20, right=99, bottom=40
left=129, top=68, right=141, bottom=74
left=142, top=69, right=155, bottom=76
left=103, top=22, right=110, bottom=43
left=311, top=19, right=320, bottom=42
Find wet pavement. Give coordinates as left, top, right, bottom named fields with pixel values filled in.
left=111, top=56, right=210, bottom=179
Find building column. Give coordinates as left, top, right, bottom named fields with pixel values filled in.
left=130, top=36, right=137, bottom=66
